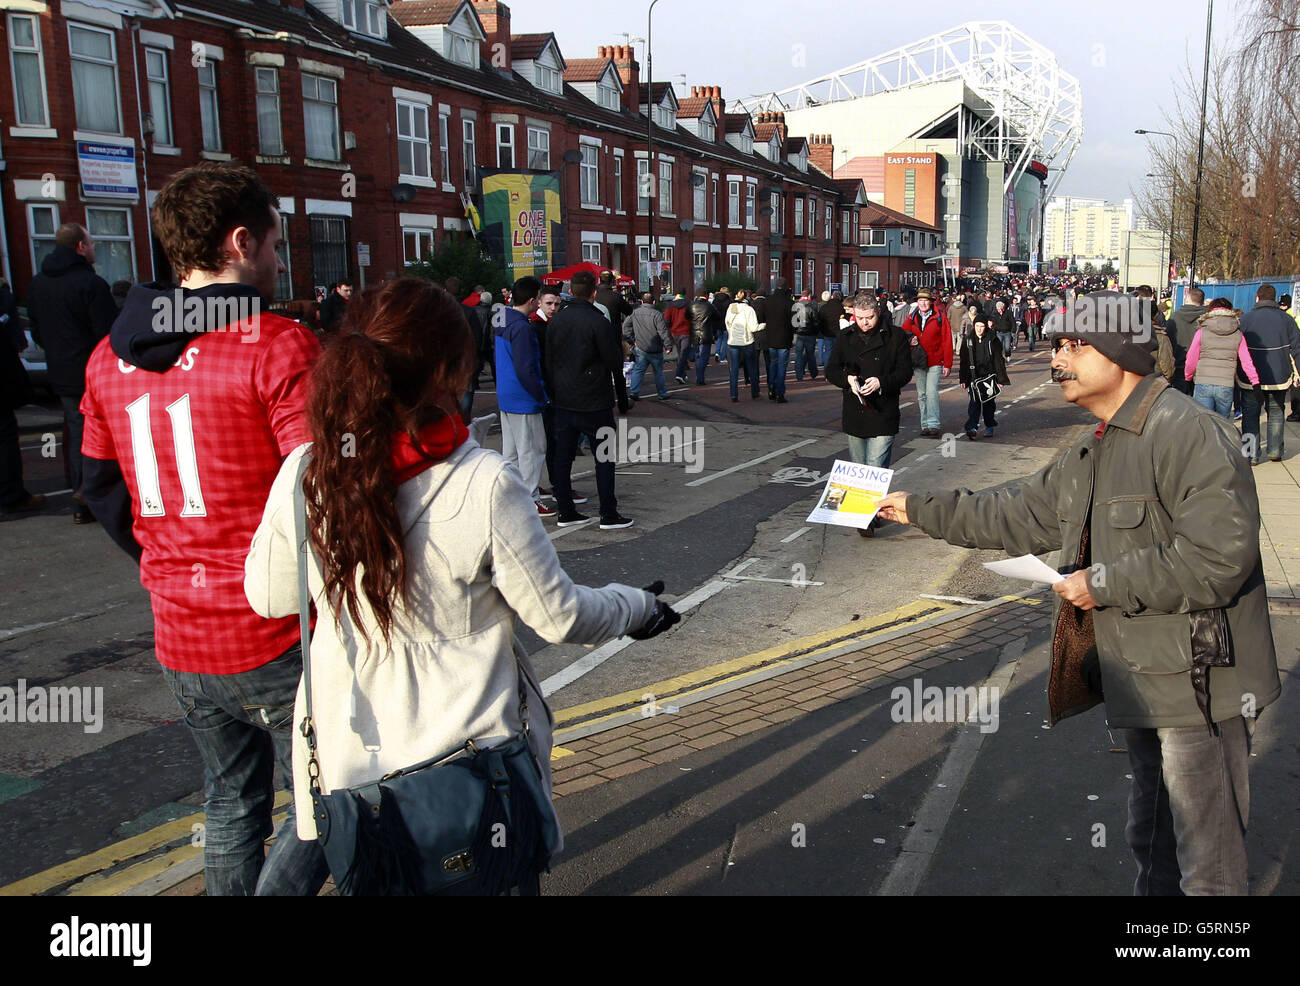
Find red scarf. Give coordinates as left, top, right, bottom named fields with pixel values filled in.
left=390, top=416, right=469, bottom=483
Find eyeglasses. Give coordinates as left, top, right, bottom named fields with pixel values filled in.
left=1052, top=339, right=1091, bottom=357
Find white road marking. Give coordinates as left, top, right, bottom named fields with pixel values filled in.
left=781, top=526, right=812, bottom=543
left=918, top=593, right=983, bottom=606
left=721, top=574, right=825, bottom=586
left=0, top=601, right=129, bottom=642
left=548, top=519, right=595, bottom=540
left=685, top=439, right=819, bottom=487
left=899, top=402, right=914, bottom=409
left=539, top=577, right=733, bottom=696
left=875, top=638, right=1025, bottom=895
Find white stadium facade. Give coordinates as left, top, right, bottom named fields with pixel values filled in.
left=733, top=21, right=1084, bottom=276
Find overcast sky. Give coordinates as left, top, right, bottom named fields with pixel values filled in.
left=508, top=0, right=1248, bottom=208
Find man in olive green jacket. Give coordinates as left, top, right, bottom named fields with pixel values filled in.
left=879, top=293, right=1280, bottom=896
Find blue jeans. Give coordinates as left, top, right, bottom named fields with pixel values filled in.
left=768, top=347, right=790, bottom=396
left=793, top=336, right=819, bottom=379
left=1124, top=717, right=1253, bottom=895
left=817, top=337, right=835, bottom=366
left=847, top=433, right=894, bottom=468
left=715, top=327, right=728, bottom=357
left=160, top=645, right=329, bottom=896
left=1240, top=386, right=1286, bottom=461
left=728, top=344, right=759, bottom=399
left=1192, top=383, right=1234, bottom=419
left=629, top=348, right=668, bottom=398
left=997, top=331, right=1015, bottom=355
left=694, top=343, right=713, bottom=384
left=916, top=365, right=943, bottom=431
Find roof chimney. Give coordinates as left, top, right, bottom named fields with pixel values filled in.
left=809, top=132, right=835, bottom=175
left=611, top=42, right=639, bottom=114
left=471, top=1, right=511, bottom=73
left=705, top=84, right=723, bottom=121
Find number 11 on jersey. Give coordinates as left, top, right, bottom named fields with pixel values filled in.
left=125, top=393, right=208, bottom=517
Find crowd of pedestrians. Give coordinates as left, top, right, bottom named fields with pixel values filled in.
left=3, top=154, right=1299, bottom=898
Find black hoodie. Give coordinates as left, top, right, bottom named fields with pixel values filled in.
left=110, top=282, right=265, bottom=371
left=25, top=245, right=118, bottom=396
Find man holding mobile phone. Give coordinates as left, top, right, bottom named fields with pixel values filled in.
left=823, top=292, right=912, bottom=537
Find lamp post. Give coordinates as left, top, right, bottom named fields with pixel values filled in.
left=1189, top=0, right=1214, bottom=285
left=645, top=0, right=663, bottom=294
left=1147, top=171, right=1176, bottom=289
left=1137, top=129, right=1177, bottom=286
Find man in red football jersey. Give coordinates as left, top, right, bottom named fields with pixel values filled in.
left=79, top=163, right=328, bottom=896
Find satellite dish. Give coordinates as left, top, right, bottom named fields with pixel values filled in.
left=679, top=220, right=694, bottom=231
left=561, top=149, right=583, bottom=164
left=391, top=183, right=417, bottom=202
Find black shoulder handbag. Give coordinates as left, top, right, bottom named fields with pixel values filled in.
left=292, top=455, right=558, bottom=895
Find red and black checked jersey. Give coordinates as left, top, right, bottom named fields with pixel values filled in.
left=81, top=315, right=320, bottom=674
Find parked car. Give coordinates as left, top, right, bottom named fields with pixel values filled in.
left=19, top=327, right=51, bottom=396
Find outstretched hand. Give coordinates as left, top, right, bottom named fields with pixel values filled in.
left=876, top=491, right=910, bottom=525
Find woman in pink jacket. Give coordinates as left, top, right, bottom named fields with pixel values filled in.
left=1184, top=298, right=1260, bottom=419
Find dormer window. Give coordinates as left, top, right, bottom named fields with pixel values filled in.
left=739, top=132, right=752, bottom=154
left=535, top=63, right=561, bottom=93
left=699, top=119, right=714, bottom=142
left=447, top=29, right=476, bottom=67
left=597, top=81, right=619, bottom=110
left=341, top=0, right=386, bottom=39
left=770, top=136, right=780, bottom=159
left=655, top=103, right=675, bottom=128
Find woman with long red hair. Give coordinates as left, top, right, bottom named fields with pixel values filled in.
left=245, top=278, right=678, bottom=894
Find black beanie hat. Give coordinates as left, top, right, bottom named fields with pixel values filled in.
left=1048, top=291, right=1157, bottom=375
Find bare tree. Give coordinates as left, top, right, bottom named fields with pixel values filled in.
left=1139, top=0, right=1300, bottom=279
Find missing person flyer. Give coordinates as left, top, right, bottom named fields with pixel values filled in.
left=807, top=459, right=894, bottom=530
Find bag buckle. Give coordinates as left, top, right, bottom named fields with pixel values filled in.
left=442, top=851, right=474, bottom=874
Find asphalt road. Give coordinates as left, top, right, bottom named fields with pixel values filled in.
left=0, top=342, right=1096, bottom=886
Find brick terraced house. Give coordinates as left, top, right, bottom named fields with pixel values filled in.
left=0, top=0, right=872, bottom=304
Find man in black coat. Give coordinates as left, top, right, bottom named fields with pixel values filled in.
left=26, top=224, right=118, bottom=523
left=544, top=270, right=632, bottom=529
left=689, top=294, right=721, bottom=384
left=593, top=271, right=632, bottom=412
left=1, top=277, right=42, bottom=515
left=764, top=276, right=795, bottom=401
left=318, top=278, right=352, bottom=334
left=1165, top=285, right=1207, bottom=395
left=710, top=285, right=731, bottom=363
left=823, top=291, right=912, bottom=536
left=817, top=290, right=844, bottom=368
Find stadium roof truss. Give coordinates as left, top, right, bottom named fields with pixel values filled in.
left=733, top=21, right=1083, bottom=198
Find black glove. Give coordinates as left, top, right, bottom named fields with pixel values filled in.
left=628, top=601, right=681, bottom=640
left=629, top=583, right=677, bottom=640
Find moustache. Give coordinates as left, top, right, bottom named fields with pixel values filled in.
left=1051, top=369, right=1078, bottom=383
